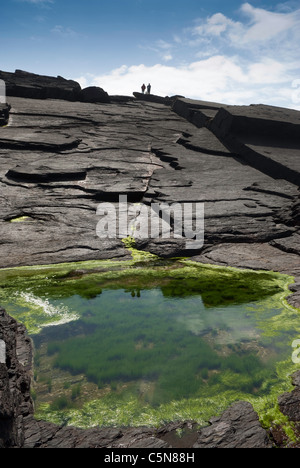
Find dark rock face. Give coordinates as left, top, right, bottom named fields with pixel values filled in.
left=0, top=104, right=11, bottom=127
left=79, top=86, right=110, bottom=103
left=0, top=70, right=81, bottom=102
left=0, top=308, right=33, bottom=448
left=0, top=76, right=300, bottom=448
left=193, top=402, right=272, bottom=448
left=171, top=97, right=300, bottom=186
left=0, top=70, right=110, bottom=104
left=278, top=371, right=300, bottom=422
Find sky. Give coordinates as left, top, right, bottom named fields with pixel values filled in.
left=1, top=0, right=300, bottom=109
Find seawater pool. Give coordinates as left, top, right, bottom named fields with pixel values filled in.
left=0, top=258, right=299, bottom=430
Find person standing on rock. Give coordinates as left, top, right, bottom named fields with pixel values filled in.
left=147, top=83, right=151, bottom=94
left=141, top=84, right=146, bottom=94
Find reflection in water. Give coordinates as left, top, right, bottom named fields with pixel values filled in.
left=0, top=260, right=299, bottom=428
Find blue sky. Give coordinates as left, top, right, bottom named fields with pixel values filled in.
left=1, top=0, right=300, bottom=108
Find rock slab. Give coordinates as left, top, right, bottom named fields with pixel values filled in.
left=0, top=70, right=110, bottom=104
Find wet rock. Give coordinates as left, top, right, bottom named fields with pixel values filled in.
left=0, top=308, right=33, bottom=448
left=193, top=402, right=272, bottom=448
left=278, top=371, right=300, bottom=422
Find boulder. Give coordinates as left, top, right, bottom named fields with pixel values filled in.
left=193, top=402, right=273, bottom=448
left=79, top=86, right=110, bottom=103
left=278, top=371, right=300, bottom=422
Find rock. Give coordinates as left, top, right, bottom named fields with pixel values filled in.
left=6, top=163, right=87, bottom=183
left=23, top=418, right=170, bottom=449
left=172, top=97, right=223, bottom=127
left=0, top=70, right=81, bottom=102
left=0, top=103, right=10, bottom=127
left=0, top=93, right=298, bottom=270
left=0, top=70, right=110, bottom=104
left=0, top=128, right=81, bottom=151
left=209, top=104, right=300, bottom=186
left=0, top=308, right=33, bottom=448
left=133, top=92, right=172, bottom=105
left=193, top=402, right=273, bottom=448
left=0, top=72, right=300, bottom=448
left=278, top=371, right=300, bottom=422
left=79, top=86, right=110, bottom=103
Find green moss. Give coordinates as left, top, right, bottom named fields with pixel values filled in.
left=0, top=254, right=299, bottom=436
left=8, top=216, right=32, bottom=223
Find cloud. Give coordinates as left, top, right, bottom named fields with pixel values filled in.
left=193, top=12, right=239, bottom=37
left=51, top=25, right=78, bottom=38
left=190, top=2, right=300, bottom=54
left=18, top=0, right=54, bottom=5
left=80, top=55, right=296, bottom=108
left=239, top=2, right=300, bottom=43
left=75, top=3, right=300, bottom=110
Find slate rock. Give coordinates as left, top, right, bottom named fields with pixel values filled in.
left=210, top=104, right=300, bottom=186
left=0, top=103, right=10, bottom=126
left=0, top=69, right=81, bottom=102
left=133, top=92, right=172, bottom=105
left=0, top=70, right=110, bottom=104
left=193, top=402, right=272, bottom=448
left=79, top=86, right=110, bottom=103
left=278, top=371, right=300, bottom=422
left=0, top=78, right=300, bottom=448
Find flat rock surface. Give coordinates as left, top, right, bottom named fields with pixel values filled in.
left=0, top=90, right=299, bottom=448
left=193, top=401, right=272, bottom=448
left=0, top=95, right=298, bottom=301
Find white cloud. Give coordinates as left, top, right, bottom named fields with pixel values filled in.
left=75, top=3, right=300, bottom=110
left=190, top=2, right=300, bottom=53
left=239, top=2, right=300, bottom=43
left=193, top=12, right=239, bottom=37
left=51, top=25, right=77, bottom=38
left=156, top=40, right=173, bottom=50
left=80, top=55, right=297, bottom=108
left=18, top=0, right=54, bottom=5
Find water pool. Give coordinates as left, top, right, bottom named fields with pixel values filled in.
left=0, top=258, right=299, bottom=429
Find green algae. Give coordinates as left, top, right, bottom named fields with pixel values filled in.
left=0, top=255, right=299, bottom=435
left=9, top=216, right=32, bottom=223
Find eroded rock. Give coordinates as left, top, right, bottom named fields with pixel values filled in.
left=0, top=77, right=299, bottom=448
left=193, top=402, right=272, bottom=449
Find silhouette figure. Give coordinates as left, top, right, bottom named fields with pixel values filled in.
left=147, top=83, right=151, bottom=94
left=141, top=84, right=146, bottom=94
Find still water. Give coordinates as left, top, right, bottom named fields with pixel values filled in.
left=0, top=259, right=299, bottom=428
